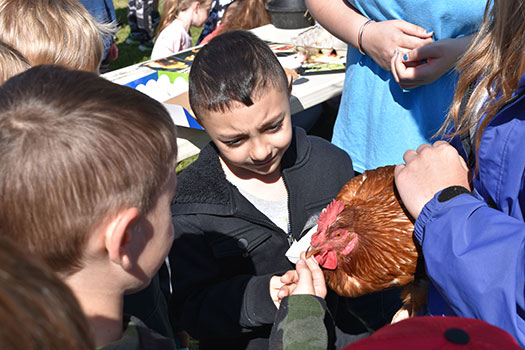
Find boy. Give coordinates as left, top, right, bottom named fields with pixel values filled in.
left=0, top=0, right=111, bottom=72
left=0, top=65, right=178, bottom=349
left=169, top=30, right=354, bottom=349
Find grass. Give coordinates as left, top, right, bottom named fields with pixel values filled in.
left=110, top=0, right=203, bottom=71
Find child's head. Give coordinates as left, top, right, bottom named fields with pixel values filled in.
left=0, top=236, right=94, bottom=350
left=157, top=0, right=212, bottom=36
left=0, top=40, right=30, bottom=84
left=220, top=0, right=271, bottom=33
left=0, top=0, right=111, bottom=72
left=189, top=30, right=292, bottom=179
left=442, top=0, right=525, bottom=148
left=0, top=65, right=178, bottom=283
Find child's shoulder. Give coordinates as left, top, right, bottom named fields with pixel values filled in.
left=173, top=143, right=229, bottom=205
left=303, top=132, right=352, bottom=163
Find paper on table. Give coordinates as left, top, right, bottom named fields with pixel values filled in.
left=285, top=224, right=317, bottom=264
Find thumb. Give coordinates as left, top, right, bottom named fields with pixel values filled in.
left=294, top=259, right=315, bottom=295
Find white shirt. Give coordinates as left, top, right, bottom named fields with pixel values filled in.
left=151, top=19, right=192, bottom=60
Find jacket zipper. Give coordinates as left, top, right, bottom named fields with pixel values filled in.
left=282, top=172, right=294, bottom=246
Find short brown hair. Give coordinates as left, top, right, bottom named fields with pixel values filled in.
left=0, top=65, right=178, bottom=274
left=0, top=0, right=111, bottom=72
left=0, top=40, right=30, bottom=84
left=0, top=236, right=94, bottom=349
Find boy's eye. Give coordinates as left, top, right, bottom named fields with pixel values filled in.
left=268, top=122, right=283, bottom=131
left=224, top=139, right=242, bottom=147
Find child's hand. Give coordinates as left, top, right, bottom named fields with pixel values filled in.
left=270, top=275, right=286, bottom=309
left=390, top=35, right=474, bottom=89
left=361, top=19, right=433, bottom=71
left=394, top=141, right=470, bottom=219
left=276, top=252, right=327, bottom=307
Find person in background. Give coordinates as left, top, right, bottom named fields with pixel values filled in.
left=0, top=40, right=30, bottom=83
left=200, top=0, right=271, bottom=45
left=169, top=30, right=357, bottom=350
left=305, top=0, right=486, bottom=174
left=0, top=0, right=110, bottom=73
left=0, top=65, right=179, bottom=349
left=0, top=236, right=95, bottom=350
left=78, top=0, right=118, bottom=73
left=126, top=0, right=161, bottom=51
left=151, top=0, right=212, bottom=60
left=394, top=0, right=525, bottom=346
left=196, top=0, right=236, bottom=44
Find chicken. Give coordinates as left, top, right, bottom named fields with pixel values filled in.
left=306, top=165, right=428, bottom=317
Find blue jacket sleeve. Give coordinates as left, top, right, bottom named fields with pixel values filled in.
left=414, top=191, right=525, bottom=347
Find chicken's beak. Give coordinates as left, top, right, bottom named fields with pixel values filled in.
left=305, top=246, right=320, bottom=259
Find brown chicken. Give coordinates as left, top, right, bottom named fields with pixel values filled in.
left=307, top=165, right=428, bottom=317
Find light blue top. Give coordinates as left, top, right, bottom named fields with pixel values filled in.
left=332, top=0, right=485, bottom=172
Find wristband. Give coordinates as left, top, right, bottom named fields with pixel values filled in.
left=437, top=186, right=472, bottom=202
left=357, top=19, right=374, bottom=55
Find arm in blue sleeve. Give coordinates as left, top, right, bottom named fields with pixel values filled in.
left=414, top=192, right=525, bottom=347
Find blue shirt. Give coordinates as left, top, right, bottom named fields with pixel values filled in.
left=332, top=0, right=485, bottom=172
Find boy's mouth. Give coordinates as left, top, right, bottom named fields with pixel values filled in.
left=253, top=154, right=275, bottom=167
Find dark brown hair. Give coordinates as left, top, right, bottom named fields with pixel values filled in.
left=189, top=30, right=288, bottom=119
left=0, top=236, right=94, bottom=349
left=0, top=65, right=178, bottom=274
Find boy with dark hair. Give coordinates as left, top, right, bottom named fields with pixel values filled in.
left=0, top=65, right=178, bottom=349
left=169, top=30, right=354, bottom=349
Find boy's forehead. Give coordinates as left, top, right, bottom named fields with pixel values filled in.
left=199, top=86, right=290, bottom=132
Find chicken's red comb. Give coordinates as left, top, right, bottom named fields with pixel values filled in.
left=313, top=199, right=345, bottom=245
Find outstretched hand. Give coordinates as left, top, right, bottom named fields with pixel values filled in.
left=394, top=141, right=470, bottom=219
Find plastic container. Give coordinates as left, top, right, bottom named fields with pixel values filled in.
left=266, top=0, right=314, bottom=29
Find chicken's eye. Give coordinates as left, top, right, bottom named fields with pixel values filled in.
left=335, top=232, right=342, bottom=238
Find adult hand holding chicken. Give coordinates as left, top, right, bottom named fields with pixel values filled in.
left=394, top=141, right=471, bottom=219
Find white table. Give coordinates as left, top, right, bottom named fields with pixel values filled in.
left=102, top=24, right=345, bottom=162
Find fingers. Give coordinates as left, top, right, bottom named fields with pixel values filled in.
left=396, top=20, right=433, bottom=39
left=391, top=50, right=427, bottom=89
left=294, top=258, right=315, bottom=295
left=280, top=270, right=298, bottom=285
left=304, top=255, right=327, bottom=298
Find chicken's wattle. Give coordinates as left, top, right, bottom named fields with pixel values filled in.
left=314, top=250, right=338, bottom=270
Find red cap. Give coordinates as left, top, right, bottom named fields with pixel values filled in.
left=345, top=316, right=520, bottom=350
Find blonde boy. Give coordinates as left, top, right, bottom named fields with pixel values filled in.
left=0, top=0, right=111, bottom=72
left=0, top=65, right=178, bottom=349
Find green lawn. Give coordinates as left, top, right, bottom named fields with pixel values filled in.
left=110, top=0, right=203, bottom=71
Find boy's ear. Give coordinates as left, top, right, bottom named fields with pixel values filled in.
left=105, top=207, right=140, bottom=271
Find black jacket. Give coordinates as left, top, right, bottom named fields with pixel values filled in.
left=169, top=127, right=354, bottom=349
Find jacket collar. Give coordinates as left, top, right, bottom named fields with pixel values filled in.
left=172, top=127, right=310, bottom=215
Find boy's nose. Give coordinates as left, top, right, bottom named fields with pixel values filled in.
left=250, top=138, right=272, bottom=162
